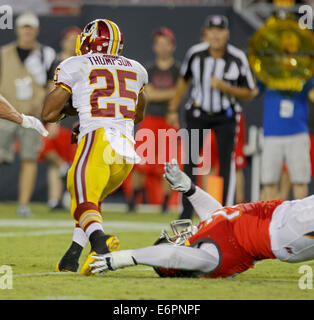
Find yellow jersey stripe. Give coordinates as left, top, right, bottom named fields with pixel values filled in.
left=139, top=85, right=145, bottom=93
left=55, top=82, right=72, bottom=94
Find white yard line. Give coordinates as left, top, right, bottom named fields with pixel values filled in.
left=0, top=219, right=167, bottom=229
left=0, top=229, right=73, bottom=237
left=0, top=219, right=74, bottom=228
left=0, top=219, right=168, bottom=237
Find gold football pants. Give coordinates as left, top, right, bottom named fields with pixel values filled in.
left=67, top=128, right=133, bottom=231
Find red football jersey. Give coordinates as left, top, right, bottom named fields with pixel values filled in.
left=187, top=199, right=284, bottom=278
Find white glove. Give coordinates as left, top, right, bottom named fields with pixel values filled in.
left=163, top=159, right=191, bottom=193
left=21, top=114, right=48, bottom=137
left=90, top=250, right=136, bottom=274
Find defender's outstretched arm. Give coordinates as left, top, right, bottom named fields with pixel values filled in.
left=187, top=186, right=223, bottom=220
left=0, top=94, right=23, bottom=124
left=164, top=160, right=222, bottom=221
left=90, top=244, right=219, bottom=275
left=0, top=94, right=48, bottom=136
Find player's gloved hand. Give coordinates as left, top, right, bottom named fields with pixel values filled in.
left=21, top=114, right=49, bottom=137
left=90, top=250, right=137, bottom=274
left=163, top=159, right=192, bottom=193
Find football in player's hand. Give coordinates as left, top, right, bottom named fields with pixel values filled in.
left=62, top=97, right=77, bottom=116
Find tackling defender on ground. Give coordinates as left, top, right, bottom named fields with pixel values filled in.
left=89, top=159, right=314, bottom=278
left=41, top=18, right=148, bottom=275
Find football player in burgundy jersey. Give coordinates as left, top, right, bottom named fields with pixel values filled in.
left=89, top=159, right=314, bottom=278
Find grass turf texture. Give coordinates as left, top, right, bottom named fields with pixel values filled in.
left=0, top=202, right=313, bottom=300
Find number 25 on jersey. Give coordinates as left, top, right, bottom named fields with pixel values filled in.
left=89, top=68, right=138, bottom=120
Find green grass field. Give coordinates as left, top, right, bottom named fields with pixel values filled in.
left=0, top=202, right=313, bottom=300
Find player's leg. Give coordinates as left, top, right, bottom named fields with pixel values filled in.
left=56, top=133, right=91, bottom=271
left=58, top=129, right=134, bottom=273
left=56, top=224, right=88, bottom=272
left=72, top=130, right=116, bottom=255
left=270, top=195, right=314, bottom=262
left=100, top=161, right=133, bottom=201
left=97, top=144, right=133, bottom=217
left=57, top=131, right=110, bottom=272
left=79, top=130, right=136, bottom=275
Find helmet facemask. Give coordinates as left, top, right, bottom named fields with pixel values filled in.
left=152, top=219, right=200, bottom=278
left=160, top=219, right=197, bottom=246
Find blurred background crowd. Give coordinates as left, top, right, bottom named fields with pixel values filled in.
left=0, top=0, right=313, bottom=217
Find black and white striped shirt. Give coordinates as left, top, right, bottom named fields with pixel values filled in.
left=181, top=42, right=255, bottom=114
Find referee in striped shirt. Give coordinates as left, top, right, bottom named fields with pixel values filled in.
left=168, top=15, right=257, bottom=219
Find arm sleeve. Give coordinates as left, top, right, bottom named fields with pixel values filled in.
left=132, top=243, right=219, bottom=274
left=187, top=186, right=223, bottom=221
left=54, top=59, right=76, bottom=94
